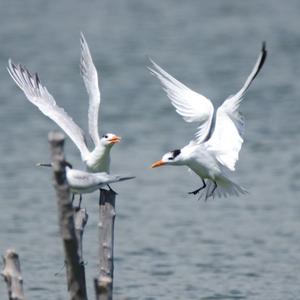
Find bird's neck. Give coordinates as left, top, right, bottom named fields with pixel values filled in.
left=86, top=144, right=111, bottom=173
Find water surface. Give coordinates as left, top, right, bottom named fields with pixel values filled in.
left=0, top=1, right=300, bottom=299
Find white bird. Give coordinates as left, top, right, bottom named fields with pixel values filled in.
left=150, top=43, right=267, bottom=200
left=38, top=162, right=135, bottom=207
left=8, top=33, right=121, bottom=174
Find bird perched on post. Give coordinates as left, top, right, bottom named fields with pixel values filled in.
left=8, top=32, right=121, bottom=174
left=150, top=43, right=267, bottom=201
left=38, top=162, right=135, bottom=207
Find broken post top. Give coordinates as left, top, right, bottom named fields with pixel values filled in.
left=48, top=131, right=65, bottom=144
left=1, top=249, right=25, bottom=300
left=2, top=249, right=22, bottom=274
left=48, top=131, right=67, bottom=176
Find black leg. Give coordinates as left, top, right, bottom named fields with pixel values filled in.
left=206, top=181, right=217, bottom=201
left=188, top=179, right=206, bottom=195
left=71, top=193, right=75, bottom=204
left=78, top=194, right=82, bottom=208
left=107, top=184, right=118, bottom=195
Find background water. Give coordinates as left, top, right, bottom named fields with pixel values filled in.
left=0, top=1, right=300, bottom=299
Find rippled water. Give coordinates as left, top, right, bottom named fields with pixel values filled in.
left=1, top=1, right=300, bottom=299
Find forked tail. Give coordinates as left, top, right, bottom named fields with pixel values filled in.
left=107, top=175, right=135, bottom=184
left=114, top=175, right=136, bottom=183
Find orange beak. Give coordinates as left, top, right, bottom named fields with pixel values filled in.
left=151, top=160, right=166, bottom=168
left=108, top=135, right=121, bottom=144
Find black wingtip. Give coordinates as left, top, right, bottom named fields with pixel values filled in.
left=260, top=41, right=267, bottom=68
left=261, top=41, right=267, bottom=53
left=250, top=41, right=267, bottom=82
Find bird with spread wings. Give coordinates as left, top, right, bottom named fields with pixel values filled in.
left=8, top=33, right=121, bottom=174
left=150, top=43, right=267, bottom=200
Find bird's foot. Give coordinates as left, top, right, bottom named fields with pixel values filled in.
left=188, top=188, right=202, bottom=195
left=188, top=179, right=206, bottom=196
left=107, top=184, right=118, bottom=195
left=79, top=260, right=88, bottom=267
left=205, top=181, right=217, bottom=201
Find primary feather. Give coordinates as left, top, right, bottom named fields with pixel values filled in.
left=7, top=60, right=90, bottom=161
left=205, top=42, right=267, bottom=171
left=80, top=32, right=101, bottom=146
left=148, top=58, right=215, bottom=143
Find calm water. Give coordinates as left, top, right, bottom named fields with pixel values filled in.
left=1, top=1, right=300, bottom=299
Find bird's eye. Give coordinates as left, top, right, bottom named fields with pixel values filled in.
left=168, top=157, right=173, bottom=160
left=102, top=134, right=108, bottom=138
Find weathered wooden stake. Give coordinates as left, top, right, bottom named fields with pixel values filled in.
left=1, top=249, right=26, bottom=300
left=94, top=189, right=116, bottom=300
left=74, top=207, right=89, bottom=293
left=49, top=131, right=88, bottom=300
left=74, top=208, right=89, bottom=264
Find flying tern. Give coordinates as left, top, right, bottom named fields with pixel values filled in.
left=150, top=43, right=267, bottom=200
left=8, top=33, right=121, bottom=173
left=38, top=162, right=135, bottom=207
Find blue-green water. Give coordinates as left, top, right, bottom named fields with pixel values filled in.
left=1, top=1, right=300, bottom=299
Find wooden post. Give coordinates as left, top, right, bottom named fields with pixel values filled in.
left=48, top=131, right=88, bottom=300
left=74, top=207, right=88, bottom=293
left=94, top=189, right=116, bottom=300
left=74, top=208, right=88, bottom=264
left=1, top=249, right=26, bottom=300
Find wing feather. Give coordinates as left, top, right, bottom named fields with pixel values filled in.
left=80, top=32, right=101, bottom=146
left=148, top=58, right=214, bottom=143
left=7, top=59, right=90, bottom=160
left=206, top=43, right=267, bottom=170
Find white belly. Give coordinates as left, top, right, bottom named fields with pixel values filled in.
left=186, top=146, right=222, bottom=180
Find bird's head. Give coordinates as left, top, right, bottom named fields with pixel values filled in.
left=151, top=149, right=182, bottom=168
left=100, top=133, right=121, bottom=147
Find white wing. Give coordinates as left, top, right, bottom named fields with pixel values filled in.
left=8, top=60, right=90, bottom=160
left=206, top=43, right=267, bottom=171
left=80, top=32, right=101, bottom=146
left=148, top=58, right=214, bottom=143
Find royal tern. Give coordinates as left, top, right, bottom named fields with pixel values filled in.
left=38, top=162, right=135, bottom=206
left=150, top=43, right=267, bottom=200
left=8, top=33, right=120, bottom=173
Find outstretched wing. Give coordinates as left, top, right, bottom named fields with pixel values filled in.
left=148, top=58, right=215, bottom=143
left=206, top=43, right=267, bottom=171
left=8, top=60, right=90, bottom=161
left=80, top=32, right=101, bottom=146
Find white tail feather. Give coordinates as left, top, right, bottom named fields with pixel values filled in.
left=197, top=178, right=247, bottom=201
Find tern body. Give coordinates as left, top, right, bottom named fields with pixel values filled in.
left=38, top=162, right=135, bottom=200
left=65, top=167, right=135, bottom=195
left=150, top=43, right=267, bottom=200
left=8, top=33, right=120, bottom=174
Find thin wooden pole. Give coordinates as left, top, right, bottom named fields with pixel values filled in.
left=74, top=207, right=88, bottom=292
left=48, top=131, right=88, bottom=300
left=94, top=189, right=116, bottom=300
left=1, top=249, right=26, bottom=300
left=74, top=207, right=88, bottom=265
